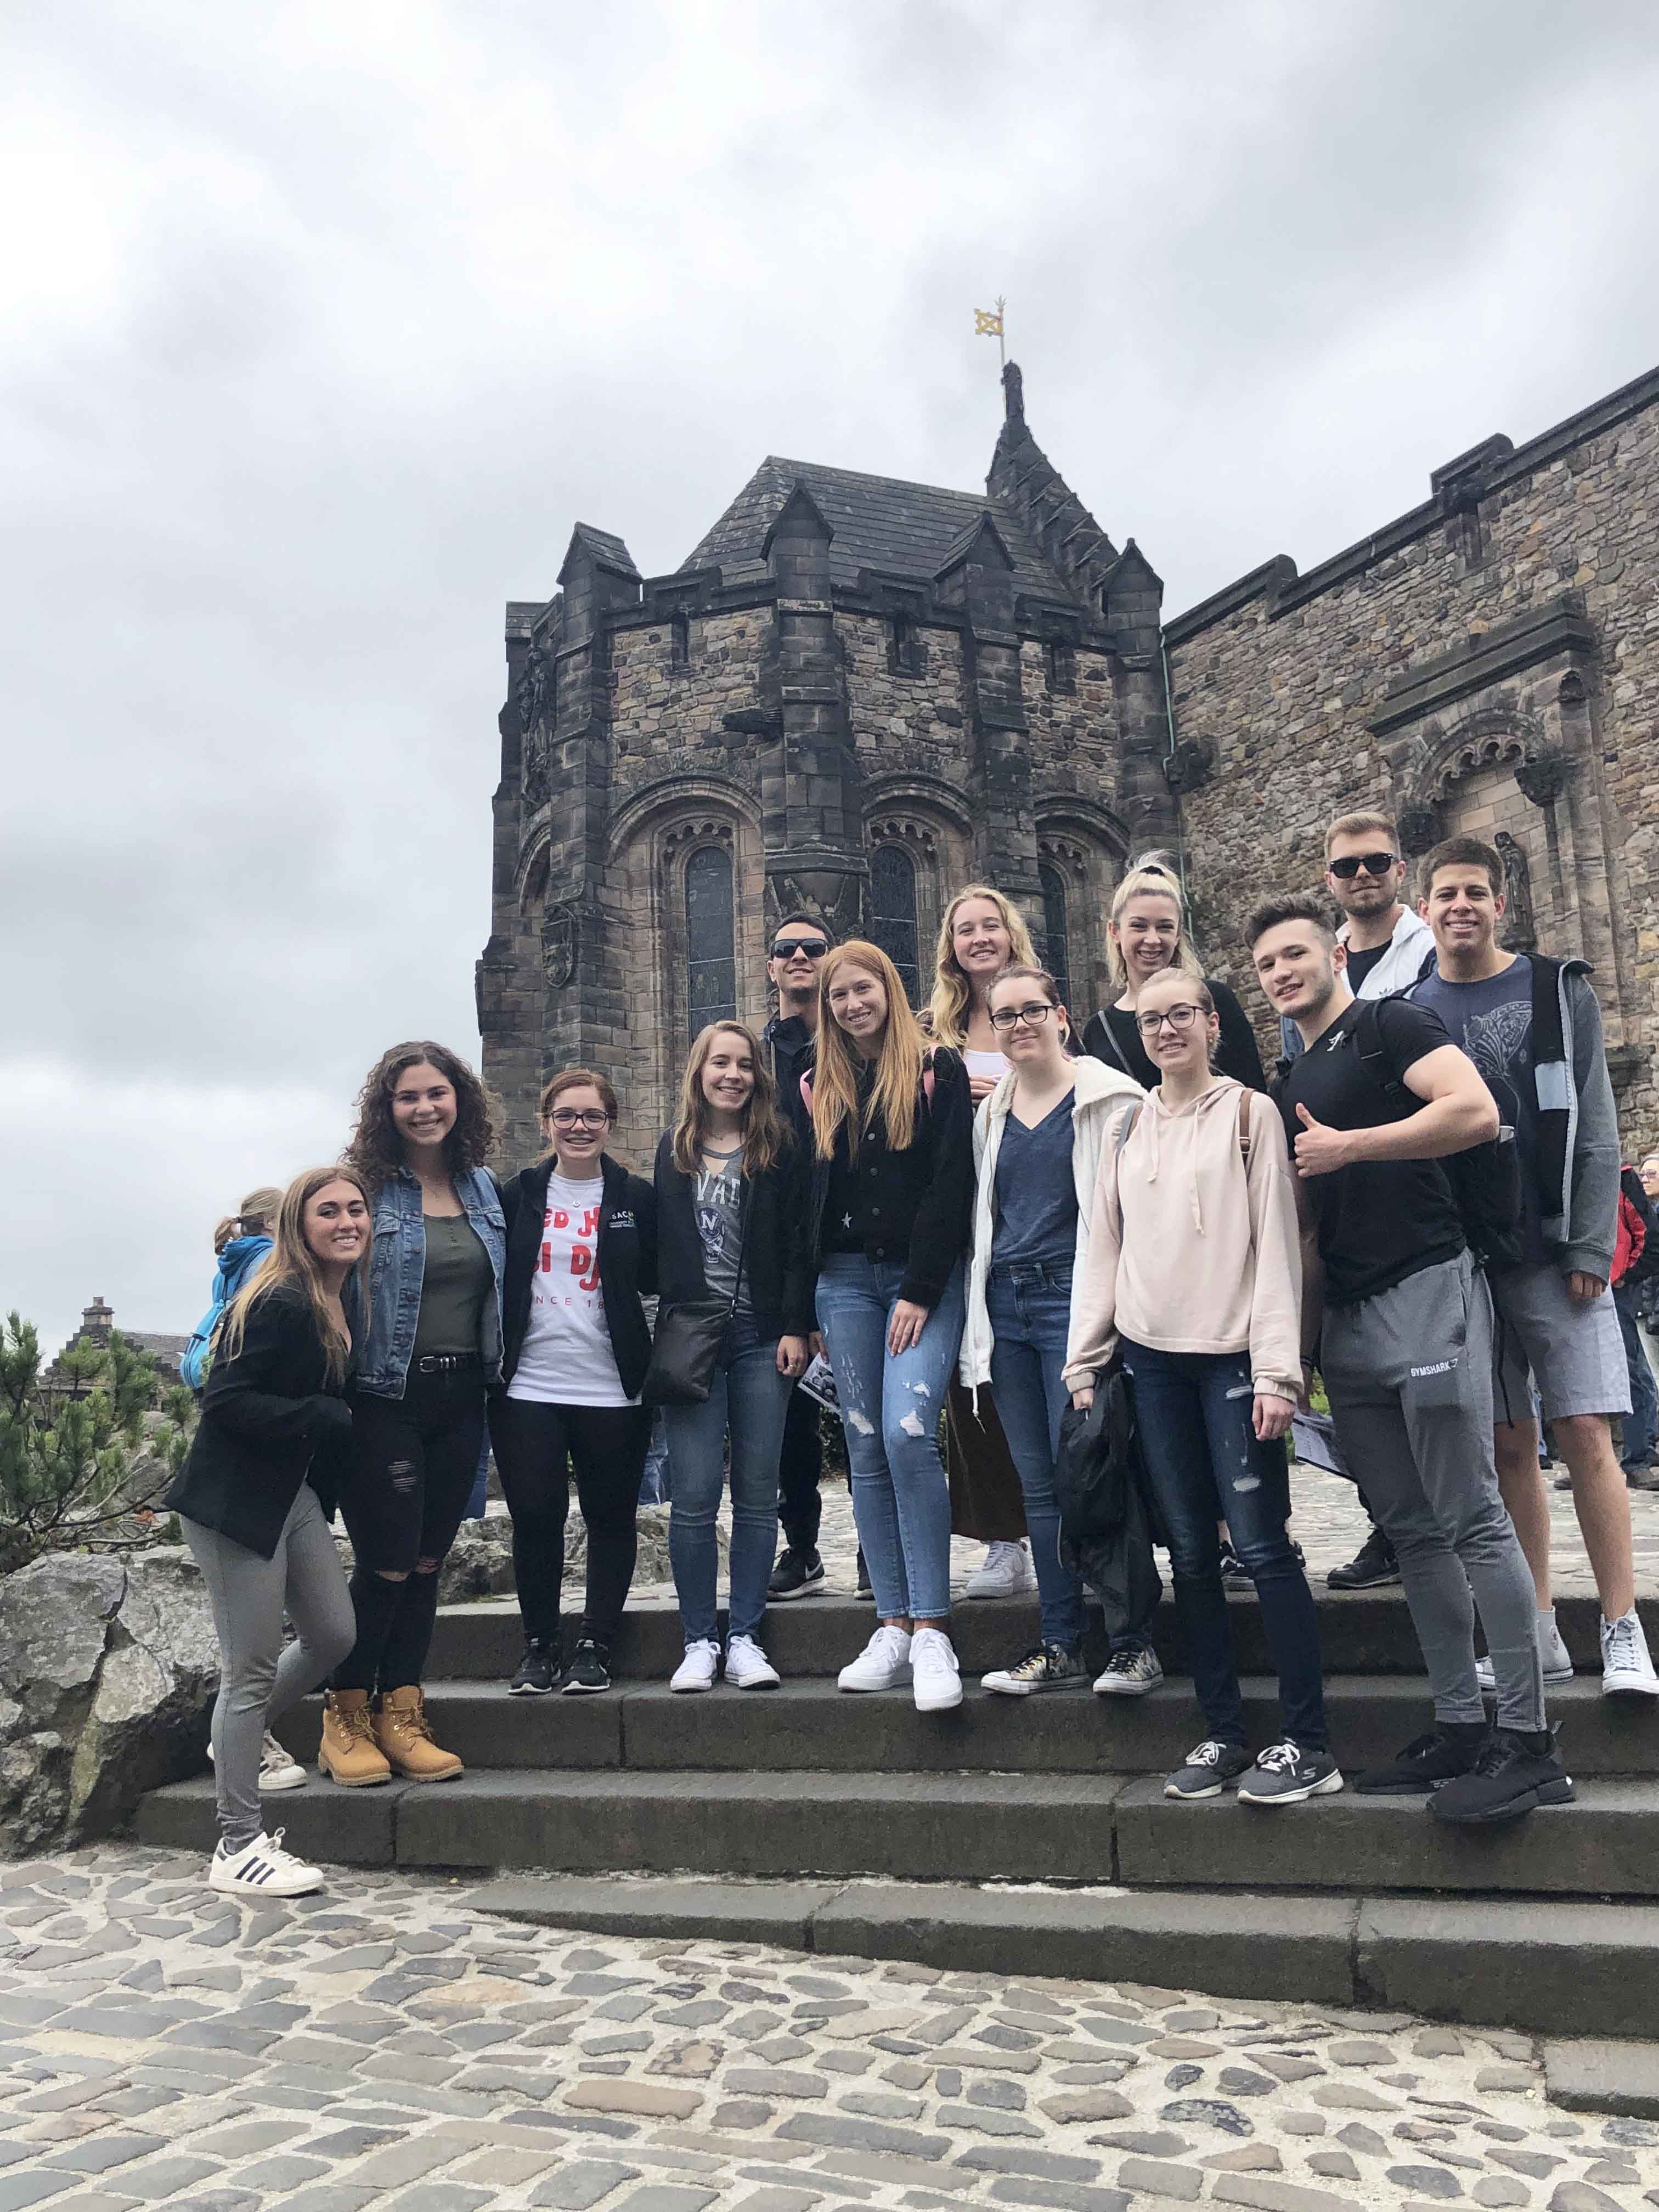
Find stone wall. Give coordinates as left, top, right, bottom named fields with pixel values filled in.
left=1166, top=368, right=1659, bottom=1149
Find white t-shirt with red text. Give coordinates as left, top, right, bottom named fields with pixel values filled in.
left=506, top=1172, right=635, bottom=1408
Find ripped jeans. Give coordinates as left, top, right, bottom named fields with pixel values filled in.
left=815, top=1255, right=967, bottom=1623
left=1123, top=1338, right=1327, bottom=1752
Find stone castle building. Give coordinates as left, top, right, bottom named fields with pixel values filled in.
left=479, top=359, right=1659, bottom=1165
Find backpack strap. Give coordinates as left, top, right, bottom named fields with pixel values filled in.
left=1237, top=1085, right=1252, bottom=1165
left=1107, top=1100, right=1142, bottom=1243
left=1350, top=998, right=1406, bottom=1105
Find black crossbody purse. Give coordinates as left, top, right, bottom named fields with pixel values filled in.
left=642, top=1166, right=753, bottom=1406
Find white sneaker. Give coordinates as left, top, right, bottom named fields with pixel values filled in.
left=838, top=1624, right=913, bottom=1692
left=670, top=1639, right=721, bottom=1692
left=1475, top=1616, right=1575, bottom=1691
left=1601, top=1609, right=1659, bottom=1697
left=1093, top=1645, right=1166, bottom=1698
left=208, top=1829, right=324, bottom=1899
left=964, top=1540, right=1038, bottom=1600
left=911, top=1627, right=963, bottom=1713
left=207, top=1732, right=308, bottom=1792
left=724, top=1634, right=781, bottom=1690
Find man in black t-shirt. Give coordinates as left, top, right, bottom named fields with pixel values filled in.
left=1248, top=892, right=1570, bottom=1825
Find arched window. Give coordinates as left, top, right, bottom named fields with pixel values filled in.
left=1039, top=861, right=1071, bottom=1010
left=869, top=843, right=920, bottom=1007
left=686, top=845, right=736, bottom=1035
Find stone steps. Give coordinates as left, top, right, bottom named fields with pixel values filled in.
left=136, top=1763, right=1659, bottom=1895
left=267, top=1672, right=1659, bottom=1776
left=426, top=1588, right=1657, bottom=1681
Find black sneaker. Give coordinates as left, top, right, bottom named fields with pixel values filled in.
left=1164, top=1739, right=1254, bottom=1800
left=854, top=1549, right=874, bottom=1601
left=562, top=1638, right=611, bottom=1695
left=1429, top=1727, right=1576, bottom=1826
left=1354, top=1720, right=1489, bottom=1795
left=769, top=1548, right=826, bottom=1601
left=1327, top=1526, right=1400, bottom=1590
left=509, top=1639, right=558, bottom=1695
left=1218, top=1541, right=1250, bottom=1587
left=1237, top=1740, right=1344, bottom=1806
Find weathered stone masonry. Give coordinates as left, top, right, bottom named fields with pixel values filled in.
left=482, top=360, right=1659, bottom=1166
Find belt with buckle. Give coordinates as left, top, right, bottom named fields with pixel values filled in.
left=414, top=1352, right=481, bottom=1375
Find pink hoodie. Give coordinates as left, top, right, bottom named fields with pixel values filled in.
left=1063, top=1076, right=1303, bottom=1400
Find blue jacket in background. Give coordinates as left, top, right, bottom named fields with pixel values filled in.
left=179, top=1233, right=273, bottom=1389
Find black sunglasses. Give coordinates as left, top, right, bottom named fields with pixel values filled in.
left=772, top=938, right=828, bottom=960
left=1329, top=851, right=1398, bottom=879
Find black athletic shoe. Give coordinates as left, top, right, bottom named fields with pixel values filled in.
left=769, top=1548, right=826, bottom=1601
left=1164, top=1739, right=1254, bottom=1800
left=509, top=1639, right=558, bottom=1695
left=1355, top=1720, right=1489, bottom=1795
left=1428, top=1727, right=1576, bottom=1826
left=1237, top=1740, right=1344, bottom=1806
left=1328, top=1526, right=1401, bottom=1590
left=562, top=1638, right=611, bottom=1695
left=1218, top=1541, right=1249, bottom=1586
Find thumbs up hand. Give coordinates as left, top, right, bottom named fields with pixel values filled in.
left=1293, top=1102, right=1353, bottom=1178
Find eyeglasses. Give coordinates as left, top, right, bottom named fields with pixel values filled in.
left=772, top=938, right=829, bottom=961
left=1329, top=851, right=1397, bottom=879
left=989, top=1001, right=1057, bottom=1034
left=1135, top=1003, right=1205, bottom=1037
left=549, top=1109, right=610, bottom=1130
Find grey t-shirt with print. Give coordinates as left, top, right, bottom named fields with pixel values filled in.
left=1412, top=955, right=1545, bottom=1263
left=695, top=1147, right=753, bottom=1317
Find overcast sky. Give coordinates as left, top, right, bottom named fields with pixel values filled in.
left=7, top=1, right=1659, bottom=1356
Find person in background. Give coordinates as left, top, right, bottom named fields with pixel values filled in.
left=928, top=883, right=1042, bottom=1602
left=179, top=1187, right=284, bottom=1392
left=959, top=965, right=1146, bottom=1697
left=1640, top=1155, right=1659, bottom=1404
left=764, top=911, right=836, bottom=1601
left=167, top=1167, right=369, bottom=1895
left=1082, top=854, right=1267, bottom=1095
left=657, top=1022, right=811, bottom=1691
left=323, top=1043, right=506, bottom=1786
left=1613, top=1160, right=1659, bottom=1487
left=1289, top=812, right=1436, bottom=1595
left=1068, top=968, right=1336, bottom=1805
left=809, top=941, right=974, bottom=1713
left=494, top=1069, right=657, bottom=1697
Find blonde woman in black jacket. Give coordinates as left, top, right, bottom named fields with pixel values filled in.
left=165, top=1167, right=372, bottom=1896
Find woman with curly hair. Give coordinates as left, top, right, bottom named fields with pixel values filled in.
left=320, top=1042, right=506, bottom=1788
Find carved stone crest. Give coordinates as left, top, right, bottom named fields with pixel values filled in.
left=1395, top=804, right=1441, bottom=857
left=540, top=902, right=577, bottom=991
left=1162, top=739, right=1213, bottom=794
left=1515, top=752, right=1569, bottom=809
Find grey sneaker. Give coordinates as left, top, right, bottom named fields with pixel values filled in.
left=1237, top=1739, right=1344, bottom=1807
left=1476, top=1615, right=1573, bottom=1690
left=981, top=1644, right=1088, bottom=1697
left=1164, top=1739, right=1253, bottom=1801
left=1093, top=1645, right=1165, bottom=1698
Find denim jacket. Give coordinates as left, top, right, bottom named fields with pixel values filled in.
left=354, top=1165, right=507, bottom=1398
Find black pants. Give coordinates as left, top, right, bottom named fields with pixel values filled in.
left=333, top=1364, right=487, bottom=1694
left=491, top=1395, right=650, bottom=1647
left=777, top=1384, right=825, bottom=1557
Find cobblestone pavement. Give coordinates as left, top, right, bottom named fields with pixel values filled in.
left=4, top=1846, right=1658, bottom=2212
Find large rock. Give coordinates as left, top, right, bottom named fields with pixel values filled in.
left=432, top=1505, right=690, bottom=1602
left=0, top=1547, right=217, bottom=1857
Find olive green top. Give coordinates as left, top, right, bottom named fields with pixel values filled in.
left=413, top=1212, right=493, bottom=1357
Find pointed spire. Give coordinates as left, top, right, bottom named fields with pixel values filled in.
left=985, top=362, right=1120, bottom=608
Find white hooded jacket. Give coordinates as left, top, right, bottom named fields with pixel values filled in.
left=958, top=1055, right=1145, bottom=1401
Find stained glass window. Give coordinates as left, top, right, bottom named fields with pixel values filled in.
left=686, top=845, right=736, bottom=1034
left=869, top=843, right=920, bottom=1008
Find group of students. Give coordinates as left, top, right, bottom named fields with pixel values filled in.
left=171, top=813, right=1658, bottom=1898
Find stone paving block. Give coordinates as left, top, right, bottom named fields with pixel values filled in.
left=1544, top=2038, right=1659, bottom=2118
left=529, top=2164, right=642, bottom=2210
left=38, top=2141, right=165, bottom=2178
left=1114, top=2155, right=1203, bottom=2201
left=1209, top=2176, right=1353, bottom=2210
left=263, top=2188, right=382, bottom=2212
left=985, top=2181, right=1131, bottom=2212
left=105, top=2157, right=219, bottom=2200
left=776, top=2113, right=950, bottom=2160
left=226, top=2156, right=328, bottom=2191
left=564, top=2083, right=702, bottom=2119
left=377, top=2187, right=493, bottom=2210
left=0, top=2183, right=82, bottom=2212
left=609, top=2192, right=719, bottom=2212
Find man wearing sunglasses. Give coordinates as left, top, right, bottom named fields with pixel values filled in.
left=1279, top=811, right=1435, bottom=1064
left=763, top=912, right=836, bottom=1601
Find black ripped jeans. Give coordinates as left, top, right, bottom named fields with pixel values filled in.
left=490, top=1395, right=650, bottom=1650
left=332, top=1362, right=487, bottom=1693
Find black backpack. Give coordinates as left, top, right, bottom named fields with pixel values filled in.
left=1350, top=998, right=1526, bottom=1271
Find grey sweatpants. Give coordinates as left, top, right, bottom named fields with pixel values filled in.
left=182, top=1485, right=356, bottom=1849
left=1322, top=1251, right=1545, bottom=1734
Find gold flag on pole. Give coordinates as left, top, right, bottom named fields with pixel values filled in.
left=974, top=295, right=1007, bottom=368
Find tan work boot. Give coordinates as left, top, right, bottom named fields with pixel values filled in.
left=318, top=1689, right=392, bottom=1787
left=374, top=1685, right=464, bottom=1782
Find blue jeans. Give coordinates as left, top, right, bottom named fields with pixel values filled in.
left=815, top=1255, right=967, bottom=1623
left=986, top=1261, right=1086, bottom=1649
left=1615, top=1283, right=1657, bottom=1466
left=665, top=1319, right=791, bottom=1644
left=1123, top=1338, right=1327, bottom=1751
